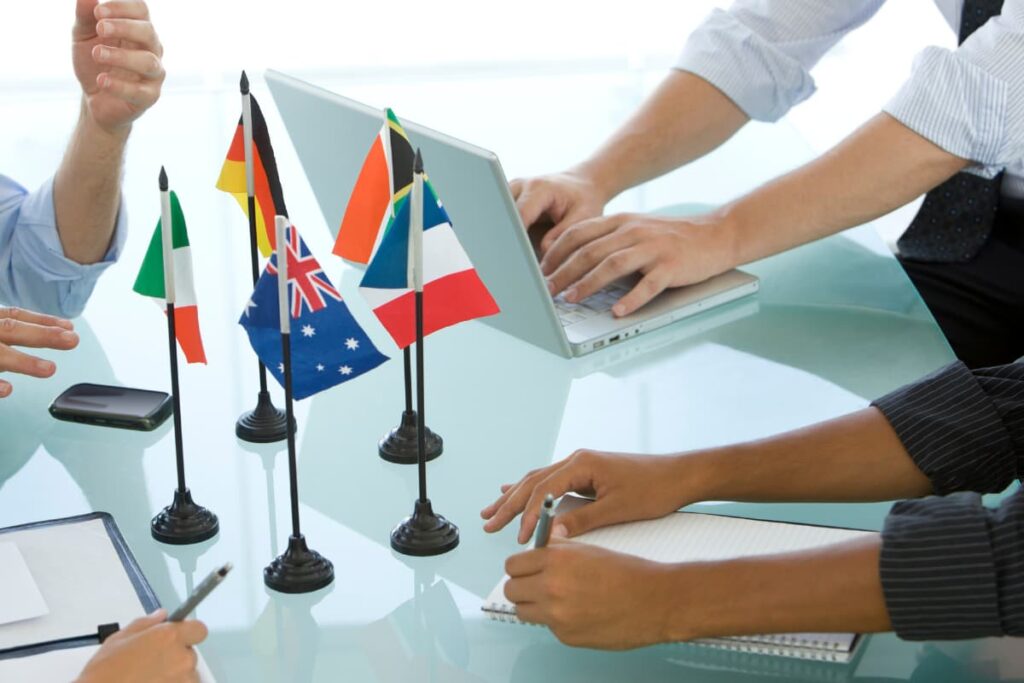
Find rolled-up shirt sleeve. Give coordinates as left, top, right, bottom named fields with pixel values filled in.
left=884, top=1, right=1024, bottom=176
left=871, top=361, right=1024, bottom=639
left=675, top=0, right=886, bottom=121
left=0, top=174, right=126, bottom=318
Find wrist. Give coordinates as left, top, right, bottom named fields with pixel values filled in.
left=706, top=202, right=743, bottom=270
left=78, top=99, right=132, bottom=146
left=668, top=448, right=731, bottom=504
left=569, top=159, right=622, bottom=206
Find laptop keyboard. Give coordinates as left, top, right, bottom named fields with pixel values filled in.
left=554, top=283, right=631, bottom=327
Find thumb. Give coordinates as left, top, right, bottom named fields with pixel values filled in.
left=553, top=500, right=616, bottom=538
left=118, top=609, right=167, bottom=636
left=74, top=0, right=99, bottom=38
left=516, top=186, right=557, bottom=232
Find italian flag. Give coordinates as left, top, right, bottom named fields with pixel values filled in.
left=133, top=191, right=207, bottom=364
left=333, top=108, right=415, bottom=265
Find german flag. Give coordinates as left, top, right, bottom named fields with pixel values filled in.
left=216, top=95, right=288, bottom=257
left=334, top=108, right=414, bottom=264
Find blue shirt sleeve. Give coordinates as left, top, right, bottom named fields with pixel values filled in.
left=0, top=174, right=127, bottom=318
left=884, top=1, right=1024, bottom=176
left=674, top=0, right=887, bottom=121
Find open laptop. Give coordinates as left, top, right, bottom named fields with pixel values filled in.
left=266, top=70, right=759, bottom=357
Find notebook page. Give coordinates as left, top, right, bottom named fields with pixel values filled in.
left=485, top=497, right=871, bottom=654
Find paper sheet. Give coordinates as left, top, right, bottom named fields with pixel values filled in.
left=0, top=543, right=49, bottom=625
left=0, top=519, right=147, bottom=651
left=0, top=644, right=217, bottom=682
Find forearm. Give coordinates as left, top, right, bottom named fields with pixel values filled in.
left=681, top=407, right=933, bottom=504
left=52, top=101, right=128, bottom=264
left=576, top=70, right=748, bottom=203
left=719, top=112, right=969, bottom=267
left=664, top=535, right=890, bottom=640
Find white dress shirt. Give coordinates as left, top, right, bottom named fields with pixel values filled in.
left=0, top=175, right=126, bottom=318
left=676, top=0, right=1024, bottom=198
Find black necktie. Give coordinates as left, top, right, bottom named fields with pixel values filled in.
left=896, top=0, right=1005, bottom=263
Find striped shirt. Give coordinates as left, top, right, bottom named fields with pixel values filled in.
left=872, top=361, right=1024, bottom=640
left=675, top=0, right=1024, bottom=199
left=0, top=175, right=125, bottom=318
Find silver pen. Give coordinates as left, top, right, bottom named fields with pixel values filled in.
left=168, top=563, right=232, bottom=622
left=533, top=494, right=555, bottom=549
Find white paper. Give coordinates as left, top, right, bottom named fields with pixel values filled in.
left=0, top=644, right=217, bottom=682
left=0, top=543, right=49, bottom=625
left=0, top=519, right=147, bottom=651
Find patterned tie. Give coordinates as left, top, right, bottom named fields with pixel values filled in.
left=896, top=0, right=1005, bottom=263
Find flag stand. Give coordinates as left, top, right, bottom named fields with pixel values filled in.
left=235, top=70, right=290, bottom=444
left=264, top=217, right=334, bottom=593
left=390, top=150, right=458, bottom=557
left=152, top=167, right=219, bottom=545
left=377, top=347, right=443, bottom=464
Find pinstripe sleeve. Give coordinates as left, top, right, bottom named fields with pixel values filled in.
left=872, top=361, right=1024, bottom=639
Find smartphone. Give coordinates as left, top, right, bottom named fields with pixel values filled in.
left=49, top=383, right=173, bottom=431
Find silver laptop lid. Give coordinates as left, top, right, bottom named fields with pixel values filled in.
left=265, top=70, right=572, bottom=357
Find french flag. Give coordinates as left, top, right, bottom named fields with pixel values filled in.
left=358, top=179, right=499, bottom=349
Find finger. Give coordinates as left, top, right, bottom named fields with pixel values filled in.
left=92, top=44, right=163, bottom=80
left=480, top=486, right=513, bottom=520
left=0, top=380, right=11, bottom=399
left=553, top=500, right=619, bottom=538
left=539, top=208, right=600, bottom=256
left=0, top=307, right=74, bottom=330
left=611, top=270, right=669, bottom=317
left=564, top=247, right=647, bottom=304
left=509, top=178, right=524, bottom=200
left=118, top=608, right=167, bottom=636
left=505, top=548, right=547, bottom=578
left=540, top=215, right=620, bottom=281
left=172, top=646, right=199, bottom=675
left=514, top=603, right=547, bottom=626
left=483, top=466, right=561, bottom=535
left=547, top=232, right=634, bottom=302
left=96, top=74, right=160, bottom=109
left=516, top=466, right=593, bottom=544
left=174, top=620, right=209, bottom=647
left=481, top=467, right=550, bottom=525
left=96, top=18, right=160, bottom=53
left=95, top=0, right=151, bottom=21
left=503, top=574, right=546, bottom=604
left=0, top=318, right=79, bottom=350
left=0, top=345, right=57, bottom=378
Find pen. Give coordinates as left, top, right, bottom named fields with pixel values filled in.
left=533, top=494, right=555, bottom=549
left=167, top=562, right=232, bottom=622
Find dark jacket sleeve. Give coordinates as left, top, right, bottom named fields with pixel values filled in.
left=870, top=361, right=1024, bottom=640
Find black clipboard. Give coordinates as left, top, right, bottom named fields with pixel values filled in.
left=0, top=512, right=159, bottom=660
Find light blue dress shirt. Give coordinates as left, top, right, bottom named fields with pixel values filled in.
left=676, top=0, right=1024, bottom=198
left=0, top=174, right=127, bottom=319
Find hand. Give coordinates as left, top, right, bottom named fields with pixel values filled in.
left=541, top=211, right=736, bottom=317
left=481, top=449, right=699, bottom=544
left=510, top=171, right=609, bottom=253
left=504, top=542, right=679, bottom=649
left=72, top=0, right=165, bottom=135
left=76, top=609, right=208, bottom=683
left=0, top=307, right=79, bottom=398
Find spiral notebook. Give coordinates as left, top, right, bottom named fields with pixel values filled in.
left=482, top=496, right=870, bottom=663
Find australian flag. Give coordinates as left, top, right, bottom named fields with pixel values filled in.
left=239, top=224, right=389, bottom=400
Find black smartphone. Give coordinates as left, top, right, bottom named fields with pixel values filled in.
left=49, top=383, right=173, bottom=431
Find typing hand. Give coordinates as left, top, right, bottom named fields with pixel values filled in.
left=504, top=541, right=677, bottom=649
left=481, top=450, right=696, bottom=544
left=0, top=307, right=79, bottom=398
left=511, top=171, right=608, bottom=254
left=72, top=0, right=165, bottom=135
left=75, top=609, right=208, bottom=683
left=540, top=211, right=734, bottom=317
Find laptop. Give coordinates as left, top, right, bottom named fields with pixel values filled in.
left=266, top=70, right=760, bottom=357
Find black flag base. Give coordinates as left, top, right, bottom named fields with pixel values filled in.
left=264, top=534, right=335, bottom=594
left=390, top=498, right=460, bottom=557
left=236, top=390, right=290, bottom=443
left=151, top=488, right=219, bottom=545
left=378, top=410, right=443, bottom=464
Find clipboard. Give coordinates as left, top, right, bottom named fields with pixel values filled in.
left=0, top=512, right=159, bottom=660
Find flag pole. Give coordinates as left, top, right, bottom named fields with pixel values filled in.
left=390, top=149, right=459, bottom=557
left=377, top=109, right=441, bottom=465
left=264, top=216, right=334, bottom=593
left=236, top=70, right=289, bottom=444
left=151, top=166, right=219, bottom=545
